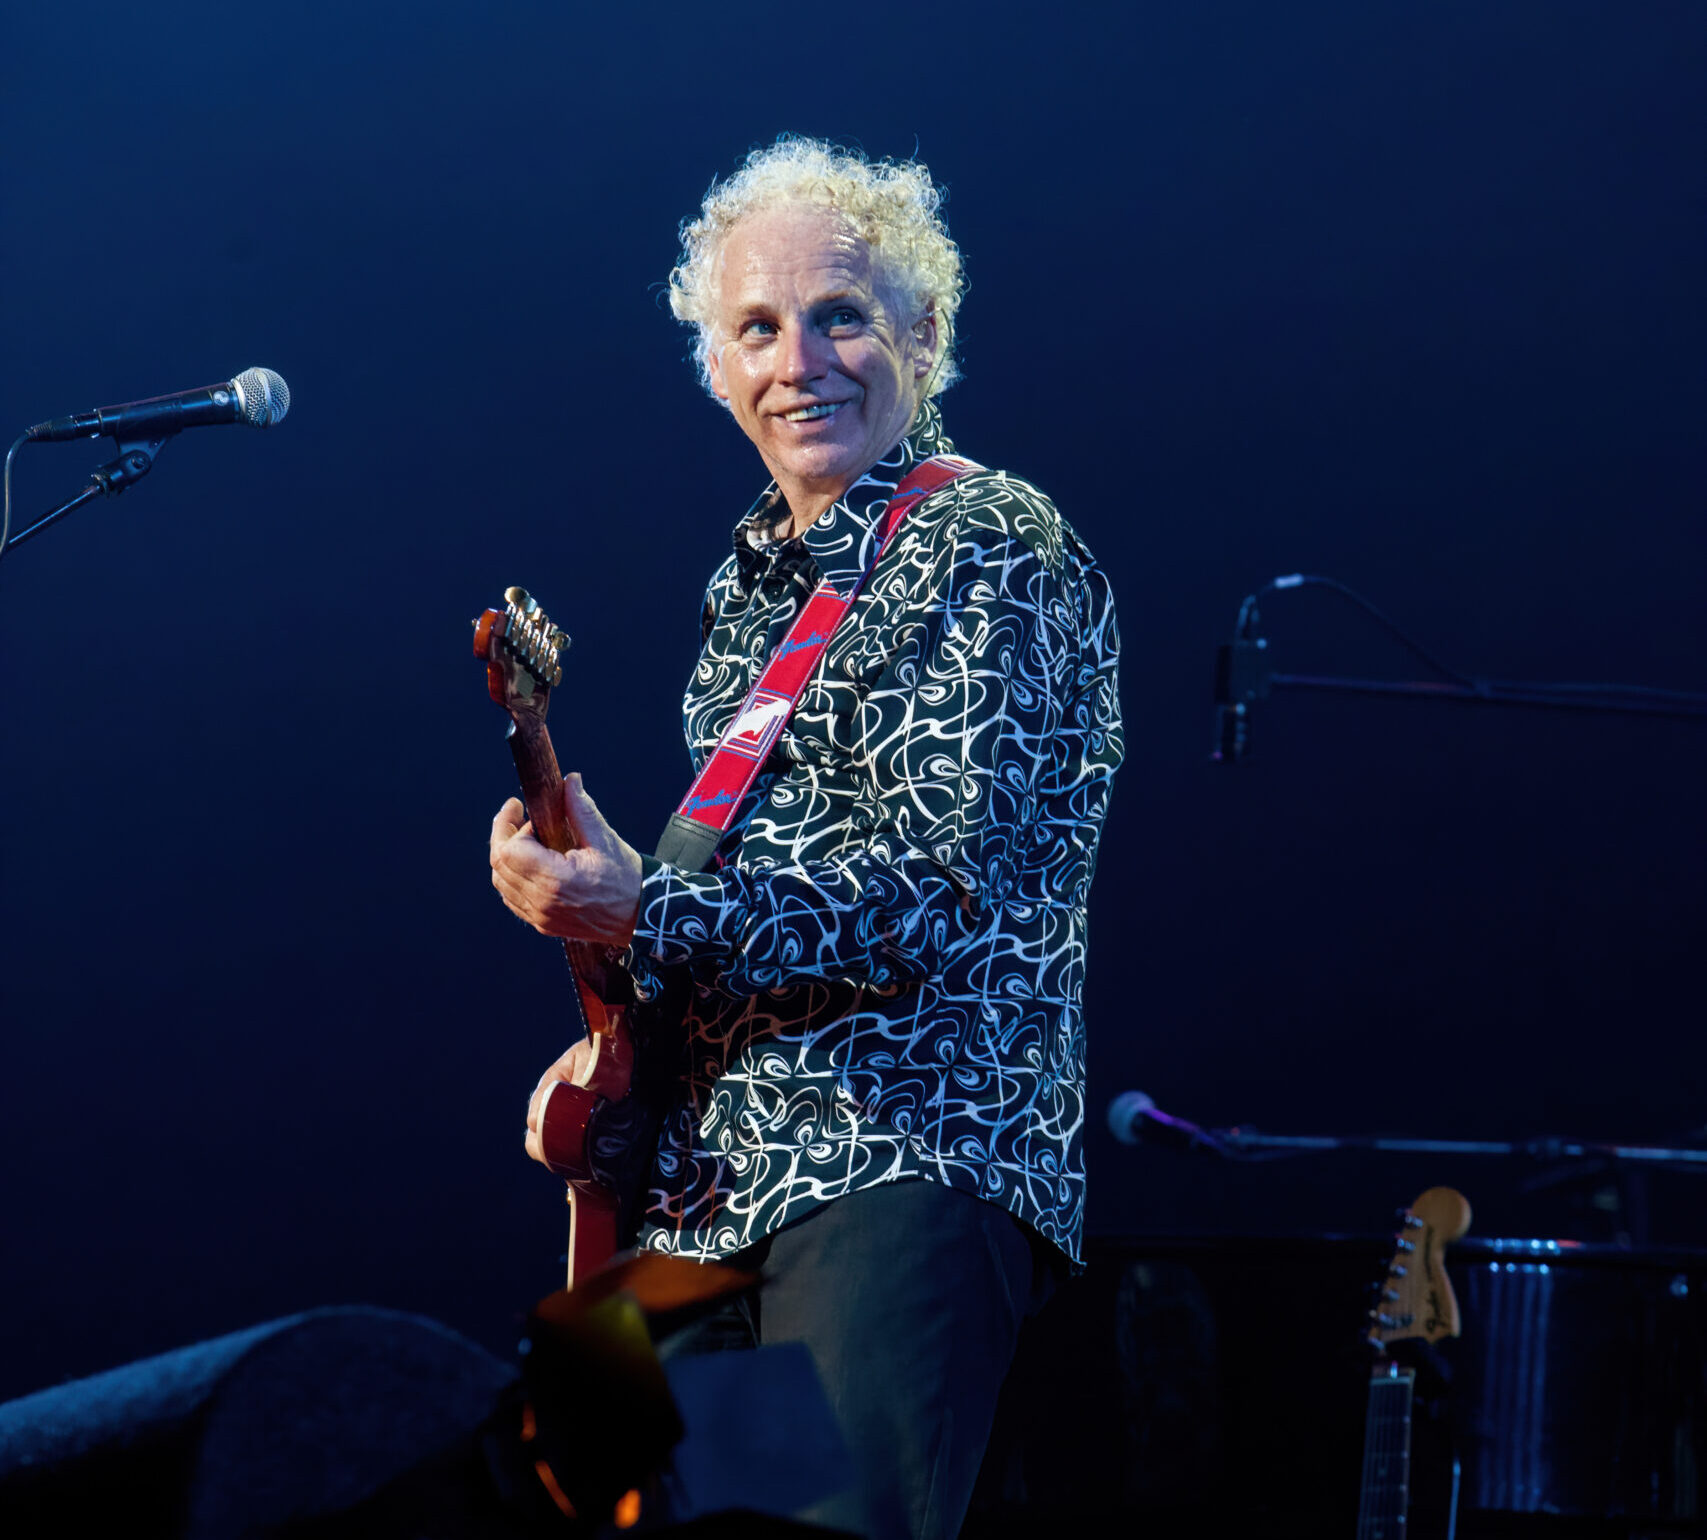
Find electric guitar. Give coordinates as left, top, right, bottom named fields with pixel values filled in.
left=474, top=586, right=642, bottom=1287
left=1356, top=1186, right=1472, bottom=1540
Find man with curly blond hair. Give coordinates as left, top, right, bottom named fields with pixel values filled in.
left=491, top=137, right=1123, bottom=1539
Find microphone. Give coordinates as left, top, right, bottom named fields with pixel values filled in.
left=1212, top=701, right=1250, bottom=764
left=1211, top=636, right=1270, bottom=764
left=26, top=367, right=291, bottom=443
left=1106, top=1090, right=1230, bottom=1155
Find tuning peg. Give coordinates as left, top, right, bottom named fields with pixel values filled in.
left=1388, top=1264, right=1407, bottom=1278
left=504, top=586, right=530, bottom=608
left=1394, top=1238, right=1416, bottom=1253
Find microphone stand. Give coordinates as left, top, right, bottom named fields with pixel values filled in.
left=1272, top=668, right=1703, bottom=723
left=3, top=434, right=171, bottom=553
left=1211, top=574, right=1707, bottom=760
left=1211, top=1124, right=1707, bottom=1247
left=1215, top=641, right=1707, bottom=740
left=1214, top=1125, right=1707, bottom=1169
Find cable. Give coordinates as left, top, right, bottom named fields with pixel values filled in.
left=0, top=433, right=26, bottom=570
left=1237, top=573, right=1479, bottom=688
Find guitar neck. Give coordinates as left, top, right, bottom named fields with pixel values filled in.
left=505, top=711, right=622, bottom=1018
left=1356, top=1362, right=1415, bottom=1540
left=507, top=712, right=575, bottom=855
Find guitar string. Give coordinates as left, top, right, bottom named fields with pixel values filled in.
left=1360, top=1372, right=1416, bottom=1537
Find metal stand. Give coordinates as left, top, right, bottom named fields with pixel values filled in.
left=4, top=434, right=171, bottom=552
left=1210, top=574, right=1707, bottom=760
left=1216, top=641, right=1707, bottom=751
left=1216, top=1124, right=1707, bottom=1168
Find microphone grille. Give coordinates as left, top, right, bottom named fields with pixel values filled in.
left=232, top=367, right=291, bottom=428
left=1107, top=1089, right=1156, bottom=1145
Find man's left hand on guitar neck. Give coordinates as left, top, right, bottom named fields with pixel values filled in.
left=488, top=773, right=644, bottom=948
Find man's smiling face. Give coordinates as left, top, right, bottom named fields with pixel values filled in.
left=708, top=202, right=938, bottom=526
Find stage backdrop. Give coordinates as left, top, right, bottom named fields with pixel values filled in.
left=2, top=0, right=1702, bottom=1402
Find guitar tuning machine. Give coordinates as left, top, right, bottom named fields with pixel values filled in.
left=1394, top=1237, right=1417, bottom=1253
left=1388, top=1263, right=1408, bottom=1278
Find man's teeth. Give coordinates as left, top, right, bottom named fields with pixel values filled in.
left=783, top=403, right=841, bottom=422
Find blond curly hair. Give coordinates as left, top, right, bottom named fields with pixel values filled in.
left=668, top=137, right=965, bottom=399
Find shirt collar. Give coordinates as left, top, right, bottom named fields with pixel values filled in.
left=730, top=399, right=953, bottom=593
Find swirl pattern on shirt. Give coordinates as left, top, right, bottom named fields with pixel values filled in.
left=629, top=401, right=1123, bottom=1263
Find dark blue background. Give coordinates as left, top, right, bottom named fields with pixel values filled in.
left=2, top=1, right=1702, bottom=1402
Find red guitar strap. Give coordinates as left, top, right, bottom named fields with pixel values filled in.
left=655, top=454, right=981, bottom=873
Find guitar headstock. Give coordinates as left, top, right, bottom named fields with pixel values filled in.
left=1368, top=1186, right=1472, bottom=1350
left=473, top=586, right=570, bottom=720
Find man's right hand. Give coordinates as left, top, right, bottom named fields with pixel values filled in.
left=524, top=1040, right=598, bottom=1167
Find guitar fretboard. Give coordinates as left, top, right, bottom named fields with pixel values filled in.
left=1356, top=1363, right=1416, bottom=1540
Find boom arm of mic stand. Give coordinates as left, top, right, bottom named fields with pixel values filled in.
left=1216, top=1125, right=1707, bottom=1167
left=4, top=434, right=171, bottom=551
left=1269, top=672, right=1707, bottom=724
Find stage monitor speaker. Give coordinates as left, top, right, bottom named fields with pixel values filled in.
left=0, top=1306, right=518, bottom=1538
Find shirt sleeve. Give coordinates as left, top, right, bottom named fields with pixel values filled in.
left=630, top=507, right=1118, bottom=994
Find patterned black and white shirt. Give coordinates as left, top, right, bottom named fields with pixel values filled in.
left=629, top=401, right=1123, bottom=1264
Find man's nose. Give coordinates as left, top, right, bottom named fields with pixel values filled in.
left=775, top=323, right=829, bottom=385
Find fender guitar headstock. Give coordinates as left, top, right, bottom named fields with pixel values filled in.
left=1369, top=1185, right=1472, bottom=1349
left=473, top=586, right=569, bottom=723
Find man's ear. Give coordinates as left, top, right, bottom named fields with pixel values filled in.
left=911, top=306, right=940, bottom=380
left=707, top=342, right=730, bottom=402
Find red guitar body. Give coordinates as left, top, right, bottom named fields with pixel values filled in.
left=535, top=1043, right=632, bottom=1280
left=474, top=587, right=639, bottom=1287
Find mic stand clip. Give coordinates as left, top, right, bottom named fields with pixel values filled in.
left=4, top=433, right=173, bottom=551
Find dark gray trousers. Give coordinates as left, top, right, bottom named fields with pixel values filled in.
left=655, top=1178, right=1054, bottom=1540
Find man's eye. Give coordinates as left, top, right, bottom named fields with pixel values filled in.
left=827, top=308, right=862, bottom=328
left=741, top=319, right=776, bottom=339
